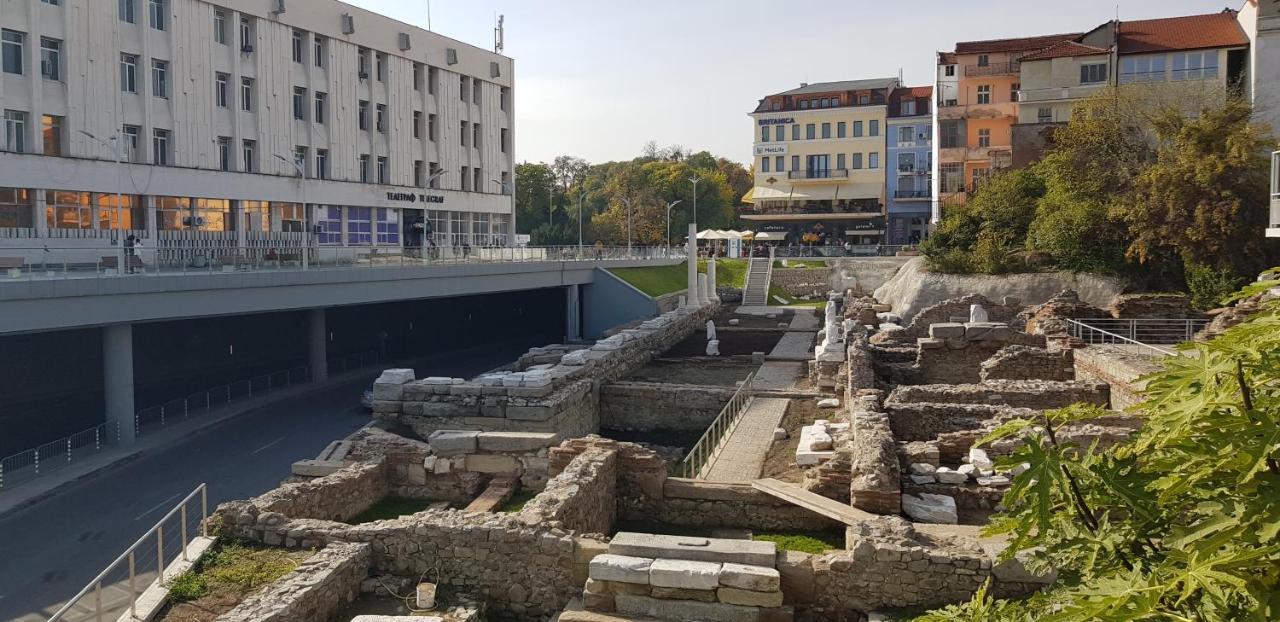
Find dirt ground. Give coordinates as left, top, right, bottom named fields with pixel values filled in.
left=663, top=329, right=786, bottom=357
left=715, top=308, right=796, bottom=329
left=760, top=399, right=825, bottom=482
left=154, top=549, right=312, bottom=622
left=626, top=360, right=757, bottom=386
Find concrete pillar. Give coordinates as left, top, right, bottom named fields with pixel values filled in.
left=565, top=284, right=582, bottom=341
left=309, top=308, right=328, bottom=383
left=103, top=324, right=136, bottom=444
left=707, top=258, right=719, bottom=302
left=145, top=195, right=158, bottom=239
left=685, top=223, right=699, bottom=309
left=697, top=274, right=710, bottom=306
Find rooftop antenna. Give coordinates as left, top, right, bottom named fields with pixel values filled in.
left=426, top=0, right=432, bottom=31
left=898, top=67, right=904, bottom=85
left=494, top=14, right=504, bottom=54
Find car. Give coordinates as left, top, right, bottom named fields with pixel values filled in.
left=360, top=385, right=375, bottom=410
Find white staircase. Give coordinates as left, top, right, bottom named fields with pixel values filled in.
left=741, top=250, right=774, bottom=306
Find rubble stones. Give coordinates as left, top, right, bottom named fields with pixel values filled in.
left=934, top=467, right=969, bottom=484
left=901, top=493, right=959, bottom=524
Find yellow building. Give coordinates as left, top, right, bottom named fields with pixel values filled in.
left=745, top=79, right=898, bottom=251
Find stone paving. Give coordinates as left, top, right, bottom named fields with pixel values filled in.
left=788, top=311, right=820, bottom=331
left=752, top=361, right=806, bottom=392
left=766, top=332, right=815, bottom=361
left=702, top=398, right=790, bottom=482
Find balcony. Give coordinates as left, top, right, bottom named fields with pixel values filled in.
left=965, top=61, right=1019, bottom=77
left=788, top=168, right=849, bottom=181
left=741, top=201, right=882, bottom=217
left=1017, top=83, right=1105, bottom=103
left=893, top=190, right=930, bottom=200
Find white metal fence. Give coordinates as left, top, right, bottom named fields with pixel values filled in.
left=0, top=422, right=119, bottom=491
left=677, top=371, right=756, bottom=479
left=48, top=484, right=209, bottom=622
left=1067, top=317, right=1209, bottom=347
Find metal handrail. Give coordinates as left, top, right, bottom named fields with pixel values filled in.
left=1067, top=318, right=1209, bottom=345
left=48, top=483, right=208, bottom=622
left=678, top=371, right=756, bottom=479
left=134, top=364, right=314, bottom=437
left=1065, top=318, right=1180, bottom=356
left=0, top=421, right=120, bottom=490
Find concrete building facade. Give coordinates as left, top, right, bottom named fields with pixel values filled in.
left=885, top=86, right=932, bottom=245
left=0, top=0, right=515, bottom=262
left=745, top=78, right=898, bottom=250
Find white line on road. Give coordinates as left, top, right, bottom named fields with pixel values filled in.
left=133, top=493, right=181, bottom=522
left=251, top=436, right=287, bottom=455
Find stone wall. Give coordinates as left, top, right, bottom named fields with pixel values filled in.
left=216, top=542, right=370, bottom=622
left=913, top=323, right=1047, bottom=384
left=253, top=461, right=389, bottom=523
left=1073, top=345, right=1165, bottom=411
left=519, top=448, right=618, bottom=535
left=653, top=479, right=842, bottom=532
left=771, top=267, right=832, bottom=296
left=891, top=294, right=1024, bottom=342
left=888, top=381, right=1108, bottom=411
left=980, top=345, right=1075, bottom=381
left=599, top=382, right=734, bottom=431
left=883, top=402, right=1035, bottom=443
left=847, top=402, right=901, bottom=515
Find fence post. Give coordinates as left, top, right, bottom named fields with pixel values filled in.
left=128, top=551, right=136, bottom=618
left=160, top=405, right=165, bottom=427
left=157, top=524, right=164, bottom=583
left=180, top=505, right=189, bottom=561
left=34, top=449, right=38, bottom=475
left=95, top=426, right=100, bottom=452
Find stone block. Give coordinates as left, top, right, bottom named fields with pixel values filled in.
left=928, top=323, right=966, bottom=339
left=816, top=398, right=840, bottom=409
left=464, top=454, right=520, bottom=474
left=427, top=430, right=478, bottom=457
left=718, top=587, right=784, bottom=607
left=375, top=368, right=415, bottom=384
left=649, top=559, right=722, bottom=590
left=776, top=551, right=814, bottom=605
left=909, top=474, right=936, bottom=485
left=505, top=405, right=555, bottom=421
left=909, top=463, right=937, bottom=475
left=582, top=591, right=616, bottom=613
left=609, top=532, right=776, bottom=567
left=650, top=586, right=717, bottom=602
left=290, top=459, right=345, bottom=477
left=588, top=554, right=653, bottom=584
left=505, top=385, right=555, bottom=398
left=432, top=458, right=452, bottom=474
left=614, top=594, right=760, bottom=622
left=718, top=563, right=780, bottom=592
left=371, top=400, right=401, bottom=414
left=934, top=467, right=969, bottom=484
left=968, top=447, right=994, bottom=471
left=476, top=431, right=558, bottom=453
left=372, top=382, right=406, bottom=400
left=917, top=337, right=946, bottom=350
left=575, top=538, right=610, bottom=564
left=902, top=493, right=958, bottom=524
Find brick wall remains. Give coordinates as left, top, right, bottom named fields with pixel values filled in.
left=652, top=479, right=842, bottom=532
left=519, top=448, right=618, bottom=535
left=980, top=345, right=1075, bottom=381
left=1073, top=345, right=1164, bottom=411
left=884, top=402, right=1035, bottom=443
left=216, top=542, right=370, bottom=622
left=599, top=382, right=734, bottom=431
left=847, top=402, right=902, bottom=515
left=253, top=461, right=389, bottom=523
left=771, top=267, right=832, bottom=297
left=888, top=380, right=1108, bottom=411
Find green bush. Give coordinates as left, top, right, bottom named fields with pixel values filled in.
left=1184, top=262, right=1244, bottom=310
left=166, top=570, right=208, bottom=602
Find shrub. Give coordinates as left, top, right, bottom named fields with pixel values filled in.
left=166, top=570, right=208, bottom=602
left=1184, top=262, right=1244, bottom=310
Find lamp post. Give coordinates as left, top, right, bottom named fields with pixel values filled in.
left=273, top=153, right=308, bottom=269
left=688, top=174, right=701, bottom=233
left=620, top=196, right=633, bottom=256
left=577, top=186, right=585, bottom=252
left=665, top=199, right=682, bottom=249
left=79, top=130, right=127, bottom=273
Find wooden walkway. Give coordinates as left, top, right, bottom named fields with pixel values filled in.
left=701, top=398, right=790, bottom=482
left=752, top=478, right=878, bottom=525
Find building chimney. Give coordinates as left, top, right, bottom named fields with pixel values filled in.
left=800, top=82, right=808, bottom=88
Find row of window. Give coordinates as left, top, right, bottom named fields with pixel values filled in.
left=759, top=152, right=883, bottom=173
left=2, top=29, right=63, bottom=81
left=759, top=120, right=882, bottom=143
left=938, top=121, right=1002, bottom=149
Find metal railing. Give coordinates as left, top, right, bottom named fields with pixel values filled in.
left=1066, top=318, right=1209, bottom=356
left=677, top=371, right=756, bottom=479
left=49, top=484, right=209, bottom=622
left=893, top=190, right=930, bottom=199
left=134, top=364, right=313, bottom=437
left=0, top=245, right=681, bottom=282
left=788, top=168, right=850, bottom=180
left=0, top=421, right=120, bottom=490
left=965, top=61, right=1019, bottom=77
left=773, top=245, right=911, bottom=258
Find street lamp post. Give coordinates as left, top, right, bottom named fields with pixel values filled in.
left=273, top=154, right=308, bottom=269
left=688, top=175, right=701, bottom=233
left=665, top=200, right=682, bottom=249
left=621, top=196, right=633, bottom=256
left=577, top=187, right=585, bottom=252
left=79, top=130, right=126, bottom=274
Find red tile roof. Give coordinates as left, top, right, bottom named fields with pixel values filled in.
left=955, top=32, right=1082, bottom=55
left=1020, top=40, right=1110, bottom=61
left=895, top=85, right=933, bottom=98
left=888, top=86, right=933, bottom=117
left=1118, top=11, right=1248, bottom=53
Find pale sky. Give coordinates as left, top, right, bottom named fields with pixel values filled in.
left=348, top=0, right=1242, bottom=165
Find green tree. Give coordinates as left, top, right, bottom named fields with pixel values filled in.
left=922, top=168, right=1046, bottom=273
left=919, top=273, right=1280, bottom=622
left=514, top=162, right=554, bottom=234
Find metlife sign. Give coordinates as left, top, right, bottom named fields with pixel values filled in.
left=754, top=144, right=788, bottom=156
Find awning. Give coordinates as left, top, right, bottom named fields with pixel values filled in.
left=754, top=231, right=788, bottom=241
left=741, top=188, right=755, bottom=205
left=802, top=182, right=883, bottom=201
left=749, top=186, right=810, bottom=201
left=845, top=229, right=885, bottom=236
left=742, top=213, right=884, bottom=221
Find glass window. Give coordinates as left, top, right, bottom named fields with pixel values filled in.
left=869, top=152, right=879, bottom=169
left=149, top=0, right=165, bottom=31
left=898, top=126, right=913, bottom=144
left=46, top=190, right=92, bottom=229
left=853, top=121, right=863, bottom=137
left=428, top=114, right=437, bottom=141
left=450, top=211, right=468, bottom=246
left=472, top=213, right=490, bottom=246
left=976, top=84, right=991, bottom=104
left=214, top=72, right=228, bottom=107
left=898, top=152, right=916, bottom=173
left=239, top=17, right=252, bottom=49
left=192, top=198, right=229, bottom=231
left=1173, top=51, right=1218, bottom=81
left=1120, top=55, right=1167, bottom=84
left=806, top=124, right=815, bottom=139
left=761, top=157, right=770, bottom=173
left=3, top=110, right=27, bottom=153
left=291, top=30, right=303, bottom=63
left=313, top=35, right=325, bottom=67
left=460, top=75, right=469, bottom=102
left=940, top=120, right=962, bottom=148
left=347, top=207, right=372, bottom=244
left=358, top=100, right=368, bottom=130
left=216, top=136, right=230, bottom=171
left=460, top=121, right=468, bottom=146
left=940, top=163, right=963, bottom=193
left=851, top=153, right=863, bottom=169
left=314, top=92, right=326, bottom=124
left=276, top=203, right=303, bottom=232
left=1079, top=63, right=1108, bottom=84
left=821, top=123, right=831, bottom=139
left=121, top=125, right=139, bottom=162
left=902, top=99, right=916, bottom=116
left=317, top=206, right=342, bottom=244
left=151, top=128, right=169, bottom=165
left=39, top=37, right=60, bottom=81
left=241, top=138, right=254, bottom=172
left=357, top=47, right=368, bottom=77
left=292, top=87, right=306, bottom=120
left=1037, top=107, right=1052, bottom=123
left=774, top=155, right=783, bottom=172
left=240, top=77, right=253, bottom=111
left=154, top=196, right=188, bottom=230
left=977, top=128, right=990, bottom=148
left=293, top=146, right=307, bottom=176
left=377, top=156, right=388, bottom=184
left=761, top=126, right=769, bottom=142
left=774, top=125, right=783, bottom=141
left=41, top=114, right=61, bottom=156
left=0, top=188, right=35, bottom=229
left=376, top=104, right=386, bottom=132
left=837, top=122, right=846, bottom=138
left=151, top=60, right=167, bottom=98
left=375, top=52, right=386, bottom=81
left=977, top=54, right=989, bottom=67
left=944, top=65, right=955, bottom=77
left=870, top=120, right=879, bottom=137
left=3, top=30, right=25, bottom=75
left=791, top=155, right=799, bottom=171
left=791, top=125, right=799, bottom=140
left=836, top=153, right=846, bottom=170
left=359, top=154, right=369, bottom=183
left=213, top=10, right=226, bottom=44
left=501, top=127, right=509, bottom=153
left=120, top=54, right=137, bottom=93
left=500, top=86, right=509, bottom=111
left=119, top=0, right=136, bottom=23
left=376, top=208, right=399, bottom=244
left=315, top=149, right=328, bottom=180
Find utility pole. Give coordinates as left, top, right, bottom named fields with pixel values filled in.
left=578, top=186, right=585, bottom=251
left=665, top=200, right=682, bottom=248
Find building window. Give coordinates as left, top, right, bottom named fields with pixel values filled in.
left=213, top=10, right=226, bottom=44
left=152, top=128, right=169, bottom=165
left=151, top=60, right=167, bottom=98
left=3, top=110, right=27, bottom=153
left=0, top=188, right=34, bottom=229
left=976, top=84, right=991, bottom=105
left=241, top=139, right=254, bottom=172
left=460, top=121, right=468, bottom=146
left=314, top=92, right=326, bottom=124
left=428, top=162, right=440, bottom=188
left=315, top=149, right=328, bottom=179
left=39, top=37, right=60, bottom=81
left=836, top=153, right=846, bottom=170
left=473, top=123, right=481, bottom=149
left=1173, top=51, right=1218, bottom=81
left=791, top=155, right=799, bottom=171
left=359, top=154, right=370, bottom=183
left=121, top=125, right=139, bottom=161
left=902, top=99, right=916, bottom=116
left=500, top=86, right=508, bottom=111
left=761, top=126, right=769, bottom=143
left=977, top=128, right=991, bottom=148
left=836, top=122, right=846, bottom=138
left=898, top=126, right=913, bottom=144
left=293, top=146, right=307, bottom=176
left=774, top=125, right=783, bottom=141
left=412, top=63, right=423, bottom=90
left=940, top=120, right=961, bottom=148
left=474, top=167, right=483, bottom=193
left=1011, top=82, right=1020, bottom=102
left=858, top=94, right=869, bottom=105
left=800, top=100, right=809, bottom=110
left=46, top=191, right=93, bottom=229
left=898, top=152, right=915, bottom=173
left=805, top=123, right=815, bottom=140
left=317, top=206, right=342, bottom=244
left=428, top=66, right=438, bottom=95
left=460, top=167, right=470, bottom=191
left=770, top=155, right=780, bottom=172
left=348, top=207, right=372, bottom=244
left=500, top=127, right=509, bottom=153
left=428, top=114, right=437, bottom=141
left=291, top=30, right=303, bottom=63
left=214, top=72, right=229, bottom=107
left=1037, top=107, right=1052, bottom=123
left=216, top=136, right=230, bottom=171
left=852, top=121, right=863, bottom=137
left=239, top=17, right=252, bottom=50
left=292, top=87, right=307, bottom=120
left=450, top=211, right=468, bottom=245
left=376, top=156, right=388, bottom=183
left=944, top=64, right=955, bottom=77
left=412, top=111, right=423, bottom=139
left=761, top=157, right=770, bottom=173
left=791, top=125, right=799, bottom=141
left=940, top=163, right=963, bottom=193
left=41, top=114, right=62, bottom=155
left=977, top=54, right=989, bottom=67
left=1120, top=55, right=1166, bottom=84
left=869, top=120, right=879, bottom=137
left=3, top=30, right=25, bottom=75
left=358, top=100, right=369, bottom=130
left=869, top=152, right=879, bottom=169
left=851, top=153, right=863, bottom=170
left=473, top=79, right=481, bottom=105
left=149, top=0, right=165, bottom=31
left=971, top=167, right=991, bottom=192
left=375, top=52, right=386, bottom=81
left=821, top=123, right=831, bottom=139
left=120, top=54, right=138, bottom=93
left=119, top=0, right=136, bottom=24
left=460, top=76, right=469, bottom=102
left=240, top=77, right=253, bottom=111
left=414, top=160, right=424, bottom=186
left=313, top=35, right=325, bottom=67
left=376, top=209, right=399, bottom=244
left=357, top=47, right=369, bottom=78
left=376, top=104, right=386, bottom=132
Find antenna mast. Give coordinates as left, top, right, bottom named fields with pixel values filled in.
left=426, top=0, right=432, bottom=31
left=494, top=14, right=504, bottom=54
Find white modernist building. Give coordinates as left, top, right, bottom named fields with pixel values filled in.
left=0, top=0, right=514, bottom=261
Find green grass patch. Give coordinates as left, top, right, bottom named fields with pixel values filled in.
left=167, top=540, right=308, bottom=603
left=608, top=260, right=748, bottom=297
left=500, top=488, right=540, bottom=513
left=347, top=497, right=437, bottom=524
left=752, top=531, right=844, bottom=554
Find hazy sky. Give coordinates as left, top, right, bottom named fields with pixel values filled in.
left=348, top=0, right=1242, bottom=165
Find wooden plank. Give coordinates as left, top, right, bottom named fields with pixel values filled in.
left=463, top=477, right=517, bottom=513
left=751, top=478, right=878, bottom=526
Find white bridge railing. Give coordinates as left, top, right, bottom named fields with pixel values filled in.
left=677, top=371, right=756, bottom=479
left=1066, top=318, right=1209, bottom=356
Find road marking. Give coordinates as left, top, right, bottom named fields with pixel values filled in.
left=252, top=436, right=286, bottom=455
left=133, top=493, right=181, bottom=522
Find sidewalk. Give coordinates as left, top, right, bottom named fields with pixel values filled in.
left=0, top=367, right=377, bottom=519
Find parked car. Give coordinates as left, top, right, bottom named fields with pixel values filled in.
left=361, top=385, right=375, bottom=410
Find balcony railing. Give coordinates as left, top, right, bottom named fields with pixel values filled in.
left=787, top=168, right=850, bottom=180
left=742, top=202, right=882, bottom=216
left=965, top=61, right=1019, bottom=77
left=1017, top=83, right=1105, bottom=103
left=894, top=190, right=930, bottom=199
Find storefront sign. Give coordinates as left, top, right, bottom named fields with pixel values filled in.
left=757, top=117, right=794, bottom=125
left=753, top=144, right=788, bottom=156
left=385, top=192, right=445, bottom=204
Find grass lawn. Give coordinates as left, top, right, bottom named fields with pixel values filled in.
left=158, top=540, right=312, bottom=622
left=499, top=488, right=540, bottom=513
left=347, top=497, right=437, bottom=524
left=608, top=259, right=748, bottom=297
left=751, top=530, right=844, bottom=554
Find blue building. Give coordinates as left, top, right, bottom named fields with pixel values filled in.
left=885, top=86, right=933, bottom=245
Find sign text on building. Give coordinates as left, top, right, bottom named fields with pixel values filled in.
left=754, top=144, right=789, bottom=156
left=757, top=118, right=794, bottom=125
left=386, top=192, right=446, bottom=204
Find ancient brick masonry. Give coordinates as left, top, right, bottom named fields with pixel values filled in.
left=770, top=267, right=833, bottom=297
left=598, top=382, right=735, bottom=432
left=519, top=448, right=617, bottom=535
left=914, top=322, right=1047, bottom=384
left=887, top=294, right=1023, bottom=342
left=254, top=461, right=390, bottom=524
left=216, top=542, right=371, bottom=622
left=980, top=345, right=1075, bottom=381
left=846, top=393, right=902, bottom=515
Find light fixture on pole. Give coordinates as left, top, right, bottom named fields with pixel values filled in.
left=274, top=153, right=308, bottom=269
left=80, top=130, right=127, bottom=273
left=665, top=200, right=682, bottom=248
left=688, top=174, right=701, bottom=232
left=620, top=196, right=633, bottom=256
left=577, top=186, right=585, bottom=251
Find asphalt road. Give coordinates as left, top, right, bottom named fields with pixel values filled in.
left=0, top=342, right=531, bottom=622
